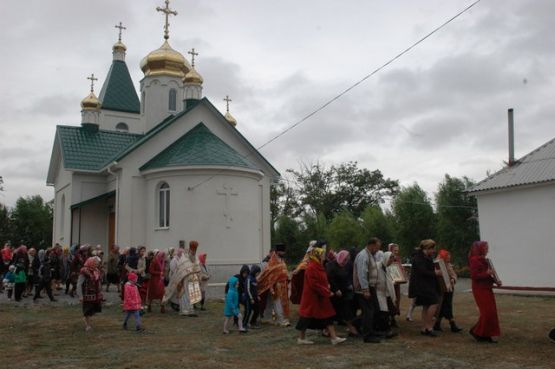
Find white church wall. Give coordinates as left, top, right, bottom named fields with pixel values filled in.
left=71, top=173, right=109, bottom=205
left=140, top=76, right=183, bottom=133
left=100, top=110, right=141, bottom=134
left=52, top=164, right=72, bottom=247
left=476, top=183, right=555, bottom=288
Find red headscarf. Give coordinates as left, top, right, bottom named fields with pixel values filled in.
left=198, top=253, right=207, bottom=265
left=336, top=250, right=350, bottom=267
left=469, top=241, right=488, bottom=259
left=438, top=249, right=450, bottom=261
left=81, top=257, right=101, bottom=281
left=156, top=251, right=166, bottom=271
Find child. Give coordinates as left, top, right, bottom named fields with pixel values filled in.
left=3, top=265, right=16, bottom=299
left=243, top=265, right=261, bottom=329
left=123, top=272, right=144, bottom=331
left=223, top=276, right=247, bottom=334
left=14, top=261, right=27, bottom=302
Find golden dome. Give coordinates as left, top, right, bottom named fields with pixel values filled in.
left=140, top=40, right=191, bottom=78
left=225, top=111, right=237, bottom=126
left=113, top=41, right=127, bottom=52
left=81, top=92, right=101, bottom=110
left=184, top=67, right=203, bottom=84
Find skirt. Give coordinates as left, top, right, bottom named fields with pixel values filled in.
left=296, top=316, right=333, bottom=331
left=82, top=301, right=102, bottom=317
left=414, top=294, right=439, bottom=307
left=471, top=287, right=500, bottom=338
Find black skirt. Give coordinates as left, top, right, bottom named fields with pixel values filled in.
left=82, top=301, right=102, bottom=317
left=296, top=317, right=333, bottom=331
left=414, top=295, right=439, bottom=307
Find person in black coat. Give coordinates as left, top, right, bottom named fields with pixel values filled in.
left=409, top=239, right=441, bottom=337
left=326, top=250, right=359, bottom=336
left=34, top=249, right=56, bottom=302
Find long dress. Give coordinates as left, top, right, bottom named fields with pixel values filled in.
left=162, top=254, right=200, bottom=315
left=296, top=259, right=335, bottom=330
left=470, top=256, right=500, bottom=338
left=146, top=258, right=165, bottom=302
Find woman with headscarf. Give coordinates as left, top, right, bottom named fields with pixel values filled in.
left=469, top=241, right=501, bottom=343
left=434, top=249, right=462, bottom=333
left=76, top=257, right=103, bottom=331
left=69, top=245, right=89, bottom=297
left=326, top=250, right=358, bottom=336
left=409, top=239, right=442, bottom=337
left=375, top=251, right=398, bottom=334
left=290, top=241, right=317, bottom=305
left=146, top=251, right=166, bottom=313
left=296, top=247, right=346, bottom=345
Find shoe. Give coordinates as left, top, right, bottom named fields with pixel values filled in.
left=405, top=316, right=413, bottom=322
left=279, top=320, right=291, bottom=327
left=487, top=337, right=498, bottom=344
left=239, top=329, right=248, bottom=334
left=450, top=321, right=463, bottom=333
left=223, top=330, right=230, bottom=335
left=331, top=337, right=347, bottom=345
left=421, top=329, right=438, bottom=337
left=297, top=338, right=314, bottom=345
left=469, top=329, right=486, bottom=342
left=363, top=336, right=381, bottom=343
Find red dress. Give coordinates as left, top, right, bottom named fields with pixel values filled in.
left=469, top=256, right=500, bottom=338
left=299, top=260, right=335, bottom=319
left=146, top=259, right=165, bottom=302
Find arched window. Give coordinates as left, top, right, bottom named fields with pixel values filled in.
left=158, top=182, right=170, bottom=228
left=168, top=88, right=177, bottom=112
left=60, top=194, right=65, bottom=234
left=115, top=122, right=129, bottom=132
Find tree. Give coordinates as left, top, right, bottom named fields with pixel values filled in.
left=435, top=174, right=479, bottom=266
left=287, top=161, right=399, bottom=221
left=0, top=203, right=12, bottom=243
left=0, top=176, right=4, bottom=192
left=272, top=215, right=302, bottom=265
left=392, top=184, right=435, bottom=257
left=326, top=210, right=363, bottom=250
left=360, top=206, right=396, bottom=247
left=10, top=195, right=53, bottom=248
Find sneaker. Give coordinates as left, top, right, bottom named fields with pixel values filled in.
left=279, top=320, right=291, bottom=327
left=331, top=337, right=347, bottom=345
left=297, top=338, right=314, bottom=345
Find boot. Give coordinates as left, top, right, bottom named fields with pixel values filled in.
left=450, top=320, right=462, bottom=333
left=433, top=319, right=443, bottom=332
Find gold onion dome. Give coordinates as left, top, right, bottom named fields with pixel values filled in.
left=113, top=40, right=127, bottom=52
left=184, top=67, right=203, bottom=84
left=225, top=111, right=237, bottom=126
left=81, top=92, right=101, bottom=110
left=140, top=40, right=191, bottom=78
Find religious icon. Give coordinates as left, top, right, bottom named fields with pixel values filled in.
left=434, top=258, right=451, bottom=292
left=387, top=262, right=407, bottom=284
left=187, top=274, right=202, bottom=305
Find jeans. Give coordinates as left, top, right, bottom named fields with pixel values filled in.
left=123, top=310, right=142, bottom=329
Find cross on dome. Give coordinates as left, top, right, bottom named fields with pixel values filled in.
left=87, top=73, right=98, bottom=93
left=224, top=95, right=232, bottom=112
left=188, top=48, right=199, bottom=67
left=115, top=21, right=126, bottom=42
left=156, top=0, right=178, bottom=40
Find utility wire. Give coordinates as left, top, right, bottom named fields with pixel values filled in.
left=188, top=0, right=483, bottom=190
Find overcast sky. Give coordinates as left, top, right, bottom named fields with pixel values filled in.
left=1, top=0, right=554, bottom=207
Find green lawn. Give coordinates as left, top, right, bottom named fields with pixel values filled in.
left=2, top=292, right=554, bottom=369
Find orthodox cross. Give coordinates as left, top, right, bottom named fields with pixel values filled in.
left=156, top=0, right=178, bottom=40
left=223, top=95, right=232, bottom=113
left=188, top=48, right=199, bottom=67
left=217, top=185, right=238, bottom=228
left=115, top=21, right=126, bottom=42
left=87, top=73, right=98, bottom=93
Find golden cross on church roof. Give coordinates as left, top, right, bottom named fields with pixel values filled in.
left=188, top=48, right=199, bottom=67
left=156, top=0, right=177, bottom=40
left=223, top=95, right=232, bottom=112
left=87, top=73, right=98, bottom=93
left=115, top=21, right=126, bottom=42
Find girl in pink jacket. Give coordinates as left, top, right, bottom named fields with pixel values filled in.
left=123, top=272, right=144, bottom=331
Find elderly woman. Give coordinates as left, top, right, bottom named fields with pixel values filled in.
left=296, top=247, right=346, bottom=345
left=326, top=250, right=358, bottom=336
left=409, top=239, right=442, bottom=337
left=469, top=241, right=501, bottom=343
left=146, top=251, right=166, bottom=313
left=76, top=257, right=103, bottom=331
left=375, top=251, right=398, bottom=335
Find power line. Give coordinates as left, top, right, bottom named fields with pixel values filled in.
left=188, top=0, right=483, bottom=190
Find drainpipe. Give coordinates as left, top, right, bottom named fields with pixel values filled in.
left=107, top=161, right=119, bottom=244
left=508, top=108, right=515, bottom=166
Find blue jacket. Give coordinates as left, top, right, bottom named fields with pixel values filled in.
left=224, top=276, right=240, bottom=317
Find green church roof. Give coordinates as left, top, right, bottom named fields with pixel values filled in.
left=57, top=126, right=142, bottom=171
left=98, top=60, right=140, bottom=113
left=140, top=123, right=258, bottom=171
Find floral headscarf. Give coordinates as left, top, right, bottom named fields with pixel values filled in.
left=336, top=250, right=350, bottom=267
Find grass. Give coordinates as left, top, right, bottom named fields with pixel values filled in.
left=1, top=291, right=554, bottom=369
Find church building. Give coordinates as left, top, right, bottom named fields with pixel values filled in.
left=46, top=2, right=280, bottom=277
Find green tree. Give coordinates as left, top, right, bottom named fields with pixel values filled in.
left=287, top=161, right=399, bottom=221
left=10, top=195, right=53, bottom=248
left=360, top=206, right=395, bottom=247
left=392, top=184, right=435, bottom=257
left=326, top=210, right=363, bottom=250
left=0, top=203, right=13, bottom=243
left=435, top=174, right=479, bottom=266
left=272, top=215, right=302, bottom=265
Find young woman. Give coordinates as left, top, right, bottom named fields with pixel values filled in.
left=469, top=241, right=501, bottom=343
left=409, top=239, right=442, bottom=337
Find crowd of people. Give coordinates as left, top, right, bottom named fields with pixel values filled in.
left=2, top=237, right=552, bottom=344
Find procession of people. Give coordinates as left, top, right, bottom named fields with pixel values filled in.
left=0, top=237, right=519, bottom=345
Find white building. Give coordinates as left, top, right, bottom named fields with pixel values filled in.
left=46, top=10, right=279, bottom=279
left=469, top=137, right=555, bottom=290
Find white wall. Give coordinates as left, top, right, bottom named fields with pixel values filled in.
left=100, top=110, right=141, bottom=134
left=140, top=76, right=183, bottom=133
left=476, top=183, right=555, bottom=288
left=52, top=162, right=72, bottom=246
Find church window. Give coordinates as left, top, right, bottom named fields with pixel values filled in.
left=115, top=122, right=129, bottom=132
left=158, top=182, right=170, bottom=228
left=168, top=88, right=177, bottom=112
